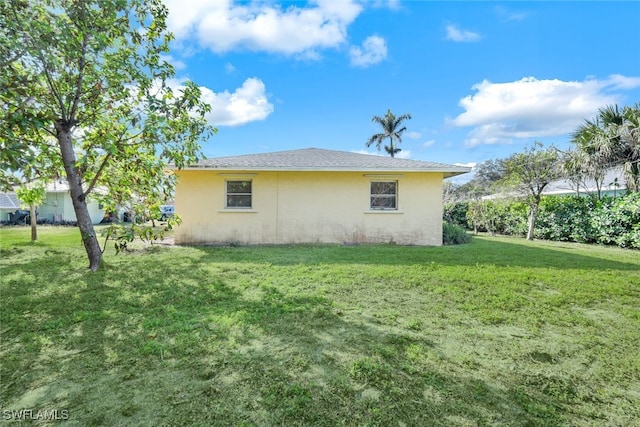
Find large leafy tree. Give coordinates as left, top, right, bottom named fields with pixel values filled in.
left=366, top=109, right=412, bottom=158
left=1, top=0, right=214, bottom=270
left=571, top=104, right=640, bottom=193
left=500, top=142, right=561, bottom=240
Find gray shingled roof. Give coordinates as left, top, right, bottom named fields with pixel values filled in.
left=544, top=166, right=627, bottom=195
left=187, top=148, right=471, bottom=177
left=0, top=192, right=20, bottom=210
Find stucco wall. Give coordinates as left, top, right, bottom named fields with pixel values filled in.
left=174, top=170, right=443, bottom=246
left=0, top=209, right=13, bottom=222
left=39, top=192, right=104, bottom=224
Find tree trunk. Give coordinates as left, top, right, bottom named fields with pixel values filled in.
left=56, top=121, right=103, bottom=271
left=630, top=161, right=640, bottom=192
left=526, top=203, right=538, bottom=241
left=30, top=204, right=37, bottom=241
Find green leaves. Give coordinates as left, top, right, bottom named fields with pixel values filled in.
left=15, top=183, right=46, bottom=207
left=452, top=194, right=640, bottom=249
left=500, top=142, right=562, bottom=202
left=570, top=103, right=640, bottom=192
left=102, top=215, right=182, bottom=254
left=2, top=0, right=215, bottom=268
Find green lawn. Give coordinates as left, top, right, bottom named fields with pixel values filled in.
left=1, top=226, right=639, bottom=426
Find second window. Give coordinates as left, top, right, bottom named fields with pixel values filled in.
left=370, top=181, right=397, bottom=210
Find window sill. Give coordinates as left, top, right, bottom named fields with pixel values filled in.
left=218, top=209, right=258, bottom=213
left=364, top=210, right=404, bottom=214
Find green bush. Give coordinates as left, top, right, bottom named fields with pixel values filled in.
left=443, top=201, right=469, bottom=228
left=443, top=193, right=639, bottom=249
left=466, top=200, right=495, bottom=233
left=535, top=196, right=597, bottom=242
left=590, top=193, right=640, bottom=249
left=464, top=199, right=527, bottom=236
left=503, top=202, right=528, bottom=236
left=443, top=221, right=471, bottom=245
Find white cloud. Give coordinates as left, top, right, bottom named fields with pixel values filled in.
left=422, top=139, right=435, bottom=148
left=349, top=35, right=388, bottom=67
left=406, top=131, right=422, bottom=139
left=224, top=63, right=235, bottom=74
left=396, top=150, right=411, bottom=159
left=371, top=0, right=401, bottom=10
left=445, top=24, right=481, bottom=42
left=450, top=75, right=640, bottom=146
left=607, top=74, right=640, bottom=89
left=454, top=162, right=477, bottom=169
left=351, top=149, right=411, bottom=159
left=164, top=0, right=362, bottom=57
left=167, top=77, right=274, bottom=127
left=159, top=54, right=186, bottom=71
left=494, top=6, right=528, bottom=22
left=352, top=149, right=376, bottom=155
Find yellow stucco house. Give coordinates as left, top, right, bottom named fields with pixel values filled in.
left=174, top=148, right=470, bottom=246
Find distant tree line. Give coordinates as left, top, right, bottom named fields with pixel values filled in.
left=443, top=103, right=640, bottom=247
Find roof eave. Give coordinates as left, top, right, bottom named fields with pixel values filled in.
left=175, top=166, right=473, bottom=174
left=443, top=170, right=472, bottom=178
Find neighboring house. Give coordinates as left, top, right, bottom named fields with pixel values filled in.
left=39, top=180, right=105, bottom=224
left=1, top=180, right=105, bottom=224
left=543, top=166, right=627, bottom=197
left=0, top=192, right=21, bottom=222
left=481, top=166, right=629, bottom=201
left=174, top=148, right=471, bottom=246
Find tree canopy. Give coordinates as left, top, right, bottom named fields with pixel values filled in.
left=570, top=104, right=640, bottom=193
left=0, top=0, right=215, bottom=270
left=492, top=142, right=562, bottom=240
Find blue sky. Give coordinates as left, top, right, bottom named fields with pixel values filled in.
left=161, top=0, right=640, bottom=183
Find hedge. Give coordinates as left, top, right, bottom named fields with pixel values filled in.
left=444, top=192, right=640, bottom=249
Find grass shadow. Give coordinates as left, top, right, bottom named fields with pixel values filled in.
left=0, top=250, right=576, bottom=426
left=182, top=236, right=640, bottom=272
left=2, top=226, right=638, bottom=425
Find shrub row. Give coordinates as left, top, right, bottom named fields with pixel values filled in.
left=444, top=192, right=640, bottom=249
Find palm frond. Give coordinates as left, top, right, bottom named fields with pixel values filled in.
left=569, top=103, right=640, bottom=193
left=366, top=133, right=385, bottom=149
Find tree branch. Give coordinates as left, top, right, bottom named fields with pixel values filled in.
left=38, top=55, right=67, bottom=120
left=83, top=151, right=111, bottom=198
left=69, top=33, right=90, bottom=123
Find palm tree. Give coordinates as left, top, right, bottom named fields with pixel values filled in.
left=366, top=109, right=412, bottom=158
left=619, top=104, right=640, bottom=191
left=571, top=104, right=640, bottom=192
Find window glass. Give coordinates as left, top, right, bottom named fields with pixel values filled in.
left=370, top=181, right=397, bottom=210
left=226, top=180, right=252, bottom=208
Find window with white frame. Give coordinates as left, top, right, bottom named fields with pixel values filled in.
left=226, top=180, right=252, bottom=208
left=370, top=181, right=397, bottom=210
